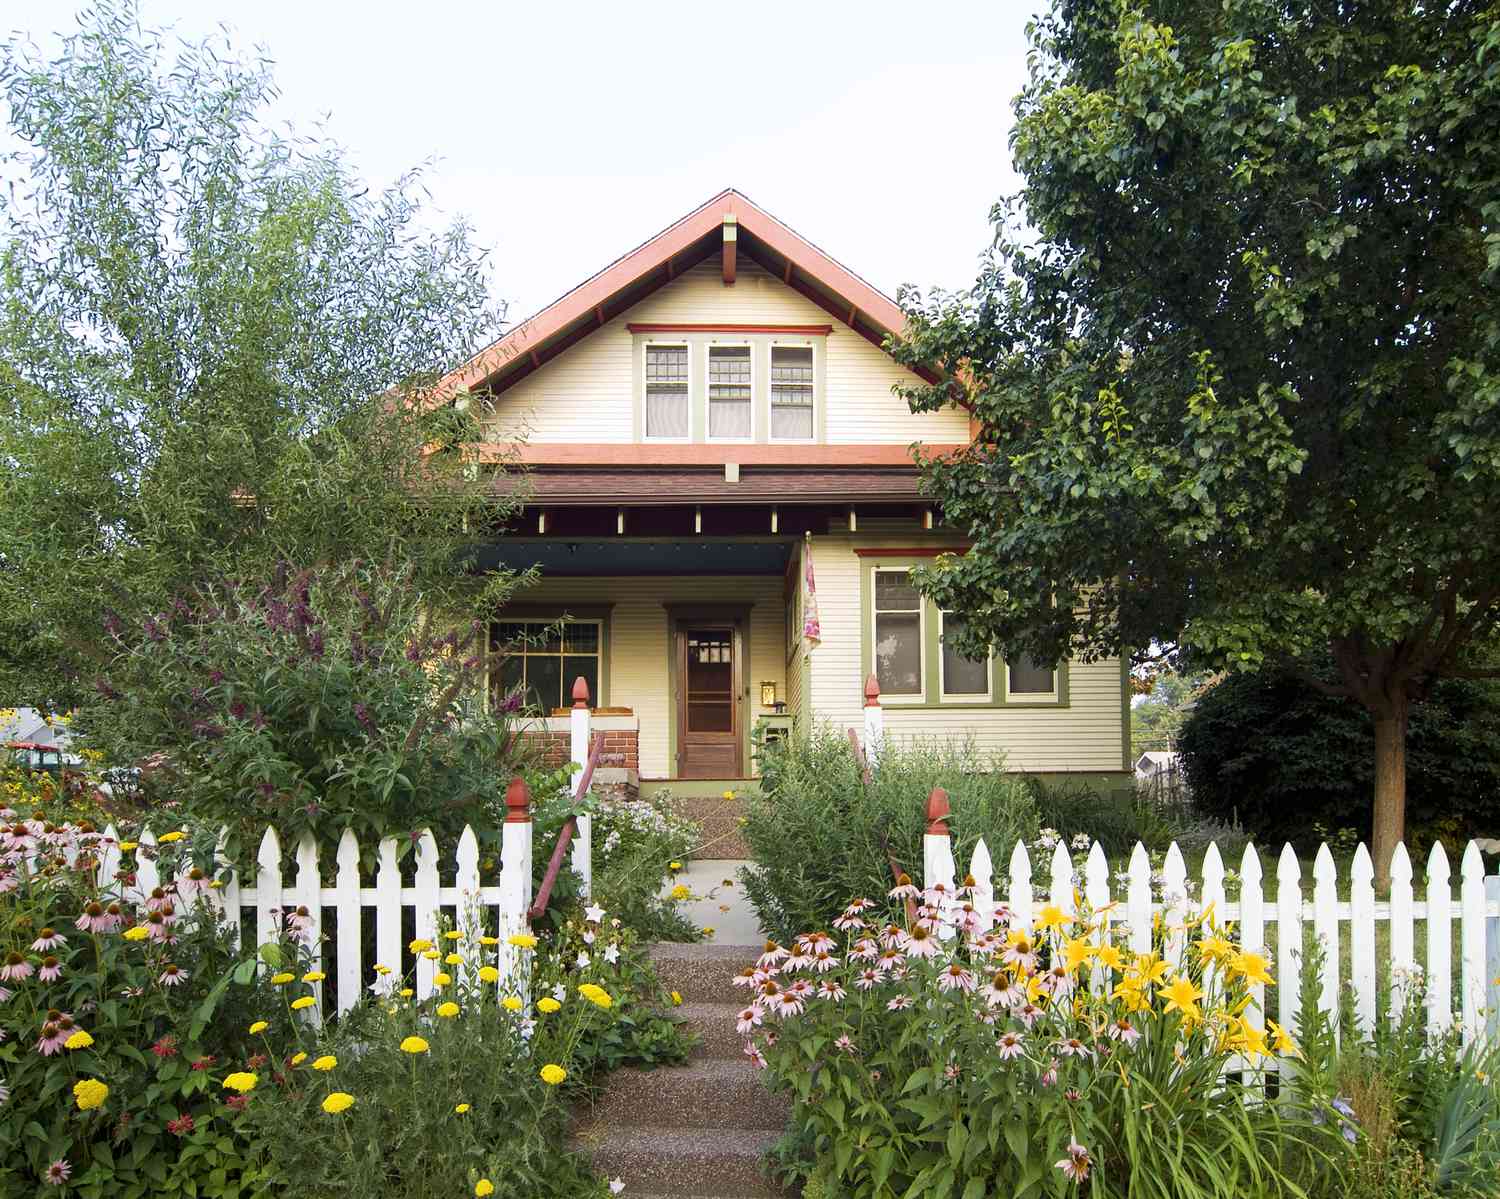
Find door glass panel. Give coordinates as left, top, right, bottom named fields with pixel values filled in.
left=685, top=628, right=733, bottom=733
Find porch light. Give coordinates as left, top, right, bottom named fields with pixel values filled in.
left=760, top=681, right=777, bottom=707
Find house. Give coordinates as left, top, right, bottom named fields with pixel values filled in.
left=438, top=190, right=1130, bottom=791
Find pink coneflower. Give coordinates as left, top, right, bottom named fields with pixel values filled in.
left=786, top=979, right=815, bottom=1000
left=812, top=950, right=838, bottom=973
left=902, top=926, right=940, bottom=959
left=144, top=911, right=172, bottom=943
left=886, top=995, right=912, bottom=1011
left=75, top=902, right=111, bottom=934
left=834, top=1034, right=857, bottom=1054
left=956, top=906, right=983, bottom=936
left=878, top=923, right=905, bottom=950
left=1, top=952, right=33, bottom=982
left=1017, top=1003, right=1043, bottom=1029
left=30, top=928, right=66, bottom=952
left=997, top=1031, right=1025, bottom=1060
left=159, top=964, right=187, bottom=987
left=969, top=932, right=1003, bottom=956
left=817, top=979, right=847, bottom=1003
left=145, top=887, right=172, bottom=912
left=1056, top=1140, right=1091, bottom=1182
left=762, top=1028, right=778, bottom=1047
left=36, top=1022, right=67, bottom=1056
left=974, top=1007, right=998, bottom=1025
left=286, top=905, right=314, bottom=943
left=876, top=947, right=906, bottom=972
left=102, top=902, right=125, bottom=932
left=982, top=971, right=1022, bottom=1009
left=736, top=1007, right=762, bottom=1034
left=782, top=947, right=813, bottom=972
left=1108, top=1018, right=1141, bottom=1045
left=0, top=871, right=17, bottom=895
left=924, top=882, right=952, bottom=907
left=844, top=897, right=873, bottom=915
left=1057, top=1037, right=1092, bottom=1059
left=1040, top=966, right=1074, bottom=999
left=732, top=967, right=761, bottom=988
left=179, top=866, right=211, bottom=896
left=38, top=956, right=62, bottom=983
left=1040, top=1059, right=1059, bottom=1087
left=888, top=875, right=920, bottom=902
left=44, top=1159, right=71, bottom=1186
left=846, top=938, right=879, bottom=962
left=1002, top=937, right=1037, bottom=972
left=801, top=931, right=834, bottom=954
left=743, top=1044, right=767, bottom=1070
left=756, top=941, right=789, bottom=969
left=1064, top=1087, right=1082, bottom=1101
left=854, top=968, right=885, bottom=991
left=832, top=911, right=866, bottom=932
left=937, top=964, right=976, bottom=994
left=773, top=992, right=805, bottom=1019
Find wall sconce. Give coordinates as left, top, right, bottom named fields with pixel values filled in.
left=760, top=681, right=777, bottom=707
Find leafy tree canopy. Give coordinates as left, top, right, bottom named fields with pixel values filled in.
left=0, top=2, right=519, bottom=713
left=892, top=0, right=1500, bottom=877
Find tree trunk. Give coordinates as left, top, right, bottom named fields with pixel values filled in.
left=1370, top=695, right=1409, bottom=891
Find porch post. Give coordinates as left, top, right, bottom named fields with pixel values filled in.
left=499, top=777, right=533, bottom=992
left=570, top=676, right=593, bottom=899
left=862, top=674, right=883, bottom=766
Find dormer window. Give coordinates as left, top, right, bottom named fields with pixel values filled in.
left=707, top=345, right=753, bottom=440
left=645, top=344, right=690, bottom=439
left=770, top=346, right=815, bottom=441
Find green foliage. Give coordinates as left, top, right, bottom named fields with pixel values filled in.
left=1178, top=669, right=1500, bottom=850
left=590, top=789, right=702, bottom=942
left=0, top=2, right=520, bottom=713
left=740, top=731, right=1037, bottom=945
left=1132, top=672, right=1206, bottom=753
left=1026, top=774, right=1239, bottom=859
left=890, top=0, right=1500, bottom=848
left=73, top=561, right=532, bottom=853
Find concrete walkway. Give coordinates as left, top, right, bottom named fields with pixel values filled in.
left=660, top=858, right=767, bottom=944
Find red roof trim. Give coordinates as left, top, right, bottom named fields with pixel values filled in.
left=433, top=189, right=911, bottom=400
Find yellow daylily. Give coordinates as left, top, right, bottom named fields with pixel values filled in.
left=1229, top=951, right=1275, bottom=987
left=1160, top=975, right=1204, bottom=1021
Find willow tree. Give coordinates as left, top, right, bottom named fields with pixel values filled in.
left=0, top=3, right=519, bottom=713
left=892, top=1, right=1500, bottom=883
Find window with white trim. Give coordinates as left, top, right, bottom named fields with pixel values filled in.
left=644, top=344, right=689, bottom=439
left=940, top=610, right=991, bottom=699
left=707, top=345, right=752, bottom=440
left=872, top=570, right=923, bottom=698
left=491, top=619, right=601, bottom=712
left=1006, top=654, right=1057, bottom=700
left=769, top=345, right=814, bottom=440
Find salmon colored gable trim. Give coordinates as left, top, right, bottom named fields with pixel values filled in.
left=478, top=442, right=964, bottom=468
left=625, top=323, right=833, bottom=335
left=432, top=189, right=911, bottom=401
left=852, top=545, right=970, bottom=557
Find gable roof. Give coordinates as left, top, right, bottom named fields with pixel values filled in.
left=435, top=188, right=919, bottom=402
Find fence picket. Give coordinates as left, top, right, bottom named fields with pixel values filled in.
left=413, top=830, right=441, bottom=1001
left=1426, top=841, right=1452, bottom=1040
left=1126, top=842, right=1151, bottom=956
left=96, top=824, right=121, bottom=893
left=454, top=826, right=483, bottom=990
left=1350, top=844, right=1376, bottom=1035
left=334, top=830, right=362, bottom=1016
left=1276, top=845, right=1303, bottom=1037
left=213, top=826, right=241, bottom=950
left=1459, top=841, right=1486, bottom=1046
left=1312, top=844, right=1340, bottom=1040
left=1161, top=843, right=1187, bottom=971
left=1389, top=843, right=1416, bottom=1024
left=1084, top=841, right=1112, bottom=994
left=293, top=833, right=324, bottom=1022
left=1007, top=841, right=1033, bottom=932
left=255, top=826, right=282, bottom=960
left=134, top=829, right=160, bottom=904
left=374, top=837, right=402, bottom=988
left=1238, top=843, right=1265, bottom=1096
left=969, top=839, right=995, bottom=932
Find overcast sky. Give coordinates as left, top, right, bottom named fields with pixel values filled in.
left=7, top=1, right=1036, bottom=325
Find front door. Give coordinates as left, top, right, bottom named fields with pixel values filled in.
left=676, top=624, right=741, bottom=778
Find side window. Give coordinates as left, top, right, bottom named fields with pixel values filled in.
left=1006, top=654, right=1058, bottom=700
left=940, top=610, right=991, bottom=699
left=872, top=570, right=924, bottom=698
left=644, top=345, right=689, bottom=439
left=769, top=345, right=814, bottom=440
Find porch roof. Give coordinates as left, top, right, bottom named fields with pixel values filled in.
left=473, top=537, right=793, bottom=577
left=504, top=465, right=927, bottom=505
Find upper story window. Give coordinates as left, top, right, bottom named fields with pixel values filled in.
left=645, top=344, right=690, bottom=439
left=770, top=346, right=815, bottom=441
left=707, top=346, right=753, bottom=440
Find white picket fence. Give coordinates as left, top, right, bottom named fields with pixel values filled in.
left=917, top=787, right=1500, bottom=1049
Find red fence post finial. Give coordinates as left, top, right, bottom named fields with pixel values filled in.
left=572, top=676, right=591, bottom=709
left=864, top=674, right=881, bottom=707
left=505, top=776, right=532, bottom=823
left=926, top=787, right=950, bottom=837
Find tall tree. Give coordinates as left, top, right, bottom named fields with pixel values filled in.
left=0, top=3, right=518, bottom=713
left=892, top=0, right=1500, bottom=883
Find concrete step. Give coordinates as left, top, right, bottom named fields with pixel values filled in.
left=678, top=1001, right=750, bottom=1059
left=689, top=812, right=751, bottom=860
left=668, top=793, right=749, bottom=821
left=587, top=1059, right=790, bottom=1131
left=651, top=942, right=761, bottom=1005
left=575, top=1124, right=789, bottom=1198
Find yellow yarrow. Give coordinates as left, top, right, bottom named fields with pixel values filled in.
left=408, top=938, right=433, bottom=953
left=478, top=965, right=500, bottom=984
left=444, top=930, right=465, bottom=941
left=400, top=1036, right=430, bottom=1054
left=577, top=983, right=613, bottom=1010
left=157, top=830, right=186, bottom=843
left=321, top=1092, right=355, bottom=1114
left=475, top=1182, right=495, bottom=1198
left=668, top=861, right=682, bottom=872
left=291, top=996, right=315, bottom=1011
left=117, top=841, right=138, bottom=852
left=269, top=972, right=294, bottom=986
left=506, top=933, right=538, bottom=949
left=248, top=1021, right=268, bottom=1035
left=539, top=1063, right=567, bottom=1085
left=312, top=1055, right=337, bottom=1071
left=422, top=949, right=441, bottom=961
left=222, top=1072, right=258, bottom=1093
left=502, top=996, right=523, bottom=1013
left=536, top=997, right=561, bottom=1014
left=400, top=987, right=414, bottom=998
left=454, top=1103, right=470, bottom=1114
left=478, top=935, right=500, bottom=946
left=444, top=952, right=462, bottom=965
left=73, top=1078, right=109, bottom=1110
left=670, top=884, right=691, bottom=901
left=670, top=991, right=683, bottom=1006
left=437, top=1002, right=461, bottom=1018
left=433, top=972, right=452, bottom=987
left=290, top=1052, right=307, bottom=1066
left=64, top=1029, right=94, bottom=1050
left=302, top=970, right=326, bottom=983
left=122, top=926, right=148, bottom=942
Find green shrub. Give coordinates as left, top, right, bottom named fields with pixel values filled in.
left=1029, top=775, right=1246, bottom=858
left=589, top=788, right=701, bottom=942
left=1178, top=669, right=1500, bottom=852
left=742, top=730, right=1037, bottom=947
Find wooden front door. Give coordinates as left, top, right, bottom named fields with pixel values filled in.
left=676, top=623, right=742, bottom=778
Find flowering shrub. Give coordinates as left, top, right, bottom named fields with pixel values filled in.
left=591, top=788, right=700, bottom=941
left=739, top=877, right=1351, bottom=1197
left=243, top=906, right=670, bottom=1198
left=0, top=809, right=300, bottom=1196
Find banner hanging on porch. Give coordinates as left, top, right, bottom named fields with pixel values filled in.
left=802, top=533, right=821, bottom=650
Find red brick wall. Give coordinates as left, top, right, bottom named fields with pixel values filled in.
left=517, top=729, right=638, bottom=773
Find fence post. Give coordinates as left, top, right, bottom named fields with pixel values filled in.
left=1486, top=865, right=1500, bottom=1043
left=499, top=777, right=534, bottom=992
left=923, top=787, right=957, bottom=937
left=862, top=675, right=883, bottom=765
left=569, top=676, right=592, bottom=900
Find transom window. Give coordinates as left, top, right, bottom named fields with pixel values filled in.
left=491, top=619, right=601, bottom=713
left=645, top=345, right=689, bottom=439
left=872, top=570, right=924, bottom=698
left=770, top=346, right=814, bottom=440
left=707, top=346, right=752, bottom=440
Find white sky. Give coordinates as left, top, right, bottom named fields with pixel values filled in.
left=7, top=0, right=1035, bottom=324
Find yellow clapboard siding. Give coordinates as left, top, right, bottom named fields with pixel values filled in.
left=486, top=260, right=970, bottom=445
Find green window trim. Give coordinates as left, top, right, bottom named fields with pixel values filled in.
left=859, top=560, right=1070, bottom=710
left=487, top=605, right=613, bottom=712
